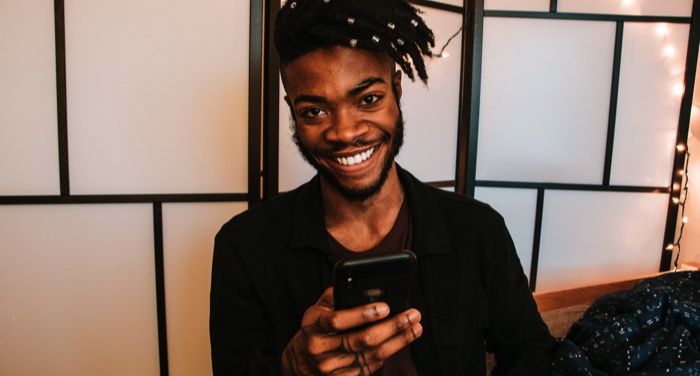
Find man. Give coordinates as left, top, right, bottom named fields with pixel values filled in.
left=210, top=0, right=555, bottom=374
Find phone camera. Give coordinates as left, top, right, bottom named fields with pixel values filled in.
left=345, top=274, right=356, bottom=288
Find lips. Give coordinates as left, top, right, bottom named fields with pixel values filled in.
left=334, top=146, right=376, bottom=166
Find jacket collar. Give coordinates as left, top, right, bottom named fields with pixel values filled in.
left=289, top=164, right=452, bottom=256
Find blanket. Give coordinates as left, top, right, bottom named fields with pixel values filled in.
left=552, top=271, right=700, bottom=375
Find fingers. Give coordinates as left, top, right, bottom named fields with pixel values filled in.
left=316, top=287, right=335, bottom=308
left=312, top=301, right=390, bottom=335
left=327, top=321, right=424, bottom=376
left=341, top=309, right=421, bottom=352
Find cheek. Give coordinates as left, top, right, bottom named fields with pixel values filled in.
left=297, top=126, right=324, bottom=147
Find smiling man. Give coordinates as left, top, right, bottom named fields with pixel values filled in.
left=210, top=0, right=555, bottom=375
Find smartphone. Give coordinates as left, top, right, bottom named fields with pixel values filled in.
left=333, top=250, right=416, bottom=315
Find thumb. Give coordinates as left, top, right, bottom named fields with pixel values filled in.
left=316, top=287, right=334, bottom=308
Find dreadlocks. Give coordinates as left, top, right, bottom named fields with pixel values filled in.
left=275, top=0, right=435, bottom=83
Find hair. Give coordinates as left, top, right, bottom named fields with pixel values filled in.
left=275, top=0, right=435, bottom=83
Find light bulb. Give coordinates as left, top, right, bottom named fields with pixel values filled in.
left=674, top=182, right=681, bottom=191
left=673, top=197, right=681, bottom=204
left=677, top=144, right=687, bottom=152
left=664, top=45, right=676, bottom=58
left=656, top=23, right=670, bottom=37
left=666, top=244, right=674, bottom=250
left=683, top=216, right=689, bottom=223
left=673, top=83, right=685, bottom=96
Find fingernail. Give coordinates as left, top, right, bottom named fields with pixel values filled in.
left=408, top=310, right=419, bottom=323
left=375, top=304, right=389, bottom=316
left=412, top=323, right=423, bottom=337
left=365, top=304, right=388, bottom=318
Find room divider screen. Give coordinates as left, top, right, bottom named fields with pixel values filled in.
left=1, top=0, right=261, bottom=374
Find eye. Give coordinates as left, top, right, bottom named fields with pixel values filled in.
left=360, top=94, right=382, bottom=107
left=300, top=107, right=326, bottom=119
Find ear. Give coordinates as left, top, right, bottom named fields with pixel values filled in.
left=392, top=70, right=403, bottom=100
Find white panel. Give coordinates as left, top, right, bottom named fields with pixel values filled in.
left=477, top=18, right=615, bottom=184
left=162, top=202, right=247, bottom=376
left=537, top=191, right=668, bottom=292
left=396, top=6, right=462, bottom=182
left=0, top=0, right=59, bottom=195
left=474, top=187, right=537, bottom=278
left=611, top=23, right=689, bottom=187
left=559, top=0, right=692, bottom=17
left=485, top=0, right=550, bottom=11
left=279, top=76, right=317, bottom=192
left=0, top=204, right=158, bottom=376
left=66, top=0, right=249, bottom=194
left=278, top=6, right=463, bottom=191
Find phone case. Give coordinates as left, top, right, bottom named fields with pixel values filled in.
left=333, top=250, right=416, bottom=314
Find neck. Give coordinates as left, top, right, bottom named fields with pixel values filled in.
left=321, top=163, right=405, bottom=250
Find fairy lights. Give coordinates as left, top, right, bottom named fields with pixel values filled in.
left=668, top=143, right=691, bottom=272
left=435, top=26, right=463, bottom=59
left=673, top=83, right=685, bottom=97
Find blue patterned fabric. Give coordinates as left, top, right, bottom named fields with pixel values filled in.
left=552, top=271, right=700, bottom=375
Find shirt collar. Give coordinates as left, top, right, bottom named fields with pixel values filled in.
left=289, top=165, right=452, bottom=256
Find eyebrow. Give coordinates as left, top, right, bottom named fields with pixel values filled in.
left=347, top=77, right=386, bottom=97
left=292, top=77, right=387, bottom=107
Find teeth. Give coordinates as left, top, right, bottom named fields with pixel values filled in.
left=336, top=147, right=375, bottom=166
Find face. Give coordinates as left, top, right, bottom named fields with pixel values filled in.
left=283, top=47, right=404, bottom=202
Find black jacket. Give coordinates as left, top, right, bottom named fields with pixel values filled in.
left=210, top=166, right=555, bottom=375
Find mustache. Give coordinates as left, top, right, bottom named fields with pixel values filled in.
left=317, top=135, right=389, bottom=155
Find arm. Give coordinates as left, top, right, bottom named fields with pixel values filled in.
left=210, top=232, right=278, bottom=375
left=485, top=218, right=555, bottom=375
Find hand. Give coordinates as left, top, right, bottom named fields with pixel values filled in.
left=281, top=287, right=422, bottom=375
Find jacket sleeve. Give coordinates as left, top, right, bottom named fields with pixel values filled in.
left=210, top=229, right=280, bottom=375
left=485, top=218, right=555, bottom=375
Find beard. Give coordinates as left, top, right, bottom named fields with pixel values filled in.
left=291, top=107, right=405, bottom=202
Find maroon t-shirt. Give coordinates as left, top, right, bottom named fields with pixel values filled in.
left=327, top=200, right=418, bottom=376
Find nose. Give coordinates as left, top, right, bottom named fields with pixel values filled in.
left=325, top=107, right=369, bottom=145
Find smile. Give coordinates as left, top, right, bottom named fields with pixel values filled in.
left=334, top=146, right=376, bottom=166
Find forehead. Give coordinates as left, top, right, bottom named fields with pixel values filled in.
left=282, top=47, right=394, bottom=96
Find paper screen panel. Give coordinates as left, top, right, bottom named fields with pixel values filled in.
left=474, top=187, right=537, bottom=278
left=485, top=0, right=550, bottom=11
left=0, top=204, right=158, bottom=376
left=0, top=0, right=59, bottom=195
left=278, top=6, right=463, bottom=191
left=610, top=22, right=689, bottom=187
left=477, top=18, right=615, bottom=184
left=65, top=0, right=249, bottom=194
left=162, top=202, right=246, bottom=376
left=558, top=0, right=692, bottom=17
left=395, top=6, right=462, bottom=182
left=279, top=76, right=317, bottom=193
left=536, top=191, right=668, bottom=292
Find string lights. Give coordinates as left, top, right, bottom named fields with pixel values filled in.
left=667, top=143, right=691, bottom=272
left=435, top=26, right=462, bottom=59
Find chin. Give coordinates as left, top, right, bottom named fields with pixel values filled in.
left=325, top=166, right=392, bottom=202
